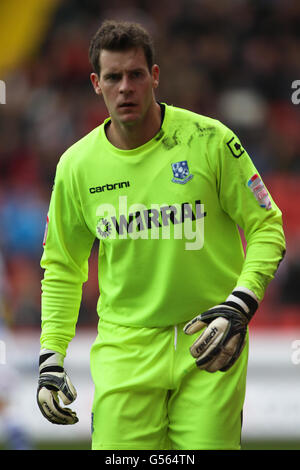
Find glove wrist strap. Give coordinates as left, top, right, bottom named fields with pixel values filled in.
left=223, top=287, right=259, bottom=321
left=39, top=349, right=64, bottom=374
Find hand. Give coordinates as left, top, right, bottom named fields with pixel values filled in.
left=184, top=288, right=258, bottom=372
left=37, top=349, right=78, bottom=425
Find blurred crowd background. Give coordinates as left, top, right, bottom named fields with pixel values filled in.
left=0, top=0, right=299, bottom=331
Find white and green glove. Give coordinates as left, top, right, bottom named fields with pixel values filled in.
left=184, top=287, right=259, bottom=372
left=37, top=349, right=78, bottom=425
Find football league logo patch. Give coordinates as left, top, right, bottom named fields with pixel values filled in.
left=171, top=161, right=193, bottom=184
left=248, top=174, right=272, bottom=210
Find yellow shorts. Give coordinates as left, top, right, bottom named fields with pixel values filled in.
left=90, top=318, right=248, bottom=450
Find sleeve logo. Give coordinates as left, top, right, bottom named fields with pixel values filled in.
left=43, top=215, right=49, bottom=246
left=226, top=136, right=245, bottom=158
left=248, top=174, right=272, bottom=210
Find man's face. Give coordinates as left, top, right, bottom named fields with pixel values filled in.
left=91, top=47, right=159, bottom=126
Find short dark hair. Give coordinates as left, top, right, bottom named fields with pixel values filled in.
left=89, top=20, right=155, bottom=76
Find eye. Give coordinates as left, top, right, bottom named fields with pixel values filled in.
left=131, top=70, right=143, bottom=79
left=105, top=73, right=121, bottom=82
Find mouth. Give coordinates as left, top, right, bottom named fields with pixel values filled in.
left=118, top=102, right=137, bottom=109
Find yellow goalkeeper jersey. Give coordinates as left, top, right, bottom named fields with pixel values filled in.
left=40, top=103, right=285, bottom=355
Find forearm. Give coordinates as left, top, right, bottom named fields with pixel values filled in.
left=237, top=216, right=286, bottom=301
left=40, top=276, right=83, bottom=356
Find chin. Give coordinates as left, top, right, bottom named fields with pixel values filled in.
left=119, top=112, right=141, bottom=125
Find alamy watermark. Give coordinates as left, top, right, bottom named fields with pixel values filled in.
left=0, top=340, right=6, bottom=364
left=291, top=340, right=300, bottom=365
left=0, top=80, right=6, bottom=104
left=95, top=196, right=206, bottom=250
left=291, top=80, right=300, bottom=105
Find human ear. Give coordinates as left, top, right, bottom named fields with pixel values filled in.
left=90, top=73, right=102, bottom=96
left=152, top=64, right=160, bottom=89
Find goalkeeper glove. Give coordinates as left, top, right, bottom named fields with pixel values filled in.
left=184, top=287, right=259, bottom=372
left=37, top=349, right=78, bottom=425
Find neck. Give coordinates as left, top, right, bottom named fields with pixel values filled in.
left=106, top=101, right=162, bottom=150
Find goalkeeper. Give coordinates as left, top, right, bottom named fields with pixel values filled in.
left=37, top=20, right=285, bottom=450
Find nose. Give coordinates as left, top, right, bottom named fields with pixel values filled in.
left=119, top=74, right=133, bottom=94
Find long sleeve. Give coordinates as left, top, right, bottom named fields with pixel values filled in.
left=215, top=126, right=286, bottom=301
left=40, top=153, right=95, bottom=356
